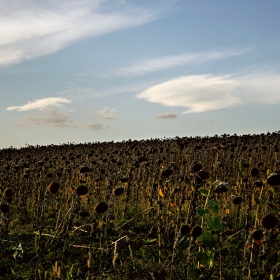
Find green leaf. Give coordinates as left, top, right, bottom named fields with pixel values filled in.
left=212, top=216, right=223, bottom=230
left=196, top=206, right=210, bottom=217
left=206, top=217, right=213, bottom=229
left=177, top=237, right=190, bottom=251
left=208, top=199, right=219, bottom=214
left=206, top=216, right=223, bottom=230
left=197, top=251, right=209, bottom=266
left=197, top=251, right=216, bottom=268
left=212, top=217, right=223, bottom=230
left=277, top=234, right=280, bottom=241
left=197, top=230, right=218, bottom=248
left=198, top=188, right=209, bottom=197
left=188, top=265, right=200, bottom=280
left=207, top=250, right=215, bottom=268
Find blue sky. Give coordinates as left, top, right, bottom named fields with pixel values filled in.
left=1, top=0, right=280, bottom=148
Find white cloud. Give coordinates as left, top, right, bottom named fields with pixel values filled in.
left=137, top=72, right=280, bottom=114
left=0, top=0, right=158, bottom=66
left=97, top=107, right=118, bottom=119
left=113, top=49, right=251, bottom=77
left=235, top=73, right=280, bottom=104
left=156, top=113, right=177, bottom=119
left=18, top=108, right=77, bottom=127
left=138, top=75, right=240, bottom=113
left=6, top=97, right=71, bottom=111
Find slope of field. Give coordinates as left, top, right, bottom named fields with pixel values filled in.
left=0, top=132, right=280, bottom=279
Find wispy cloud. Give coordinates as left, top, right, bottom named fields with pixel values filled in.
left=234, top=73, right=280, bottom=104
left=18, top=108, right=77, bottom=128
left=86, top=123, right=108, bottom=130
left=97, top=107, right=118, bottom=119
left=19, top=114, right=42, bottom=126
left=58, top=82, right=155, bottom=98
left=6, top=97, right=71, bottom=111
left=113, top=49, right=251, bottom=77
left=0, top=0, right=158, bottom=66
left=156, top=113, right=177, bottom=119
left=138, top=72, right=280, bottom=114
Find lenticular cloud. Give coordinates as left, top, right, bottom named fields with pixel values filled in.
left=138, top=75, right=240, bottom=114
left=138, top=72, right=280, bottom=114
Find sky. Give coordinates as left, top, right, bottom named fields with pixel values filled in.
left=1, top=0, right=280, bottom=149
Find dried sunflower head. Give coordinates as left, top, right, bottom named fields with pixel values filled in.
left=190, top=225, right=202, bottom=238
left=180, top=224, right=191, bottom=236
left=76, top=185, right=88, bottom=196
left=260, top=214, right=278, bottom=229
left=48, top=182, right=60, bottom=194
left=113, top=187, right=124, bottom=196
left=94, top=202, right=108, bottom=214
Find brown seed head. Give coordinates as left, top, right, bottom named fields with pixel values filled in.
left=4, top=188, right=13, bottom=198
left=267, top=173, right=280, bottom=186
left=233, top=196, right=242, bottom=205
left=254, top=181, right=263, bottom=188
left=242, top=177, right=249, bottom=183
left=94, top=202, right=108, bottom=214
left=48, top=182, right=60, bottom=194
left=260, top=214, right=278, bottom=229
left=251, top=229, right=264, bottom=240
left=214, top=184, right=228, bottom=194
left=120, top=177, right=129, bottom=183
left=76, top=185, right=88, bottom=196
left=113, top=187, right=124, bottom=196
left=0, top=204, right=9, bottom=213
left=250, top=167, right=259, bottom=177
left=190, top=225, right=202, bottom=238
left=80, top=166, right=92, bottom=173
left=192, top=163, right=203, bottom=173
left=180, top=224, right=191, bottom=236
left=198, top=170, right=209, bottom=180
left=162, top=169, right=173, bottom=177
